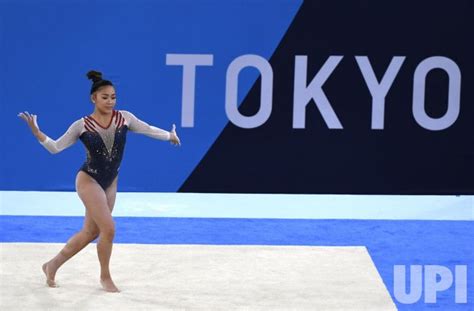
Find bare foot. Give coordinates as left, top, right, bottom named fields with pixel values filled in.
left=100, top=278, right=120, bottom=293
left=42, top=262, right=58, bottom=288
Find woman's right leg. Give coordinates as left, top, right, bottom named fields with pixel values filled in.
left=75, top=171, right=119, bottom=292
left=42, top=208, right=99, bottom=287
left=42, top=173, right=102, bottom=288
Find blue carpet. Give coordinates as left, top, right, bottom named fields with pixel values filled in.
left=1, top=216, right=472, bottom=310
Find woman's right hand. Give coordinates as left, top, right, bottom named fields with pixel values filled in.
left=18, top=111, right=47, bottom=142
left=18, top=111, right=40, bottom=135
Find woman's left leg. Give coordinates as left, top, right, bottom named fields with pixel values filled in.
left=105, top=176, right=118, bottom=212
left=76, top=171, right=120, bottom=292
left=99, top=176, right=119, bottom=287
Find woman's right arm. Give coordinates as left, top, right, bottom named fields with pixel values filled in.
left=18, top=111, right=81, bottom=154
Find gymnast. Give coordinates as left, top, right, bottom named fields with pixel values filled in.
left=18, top=70, right=180, bottom=292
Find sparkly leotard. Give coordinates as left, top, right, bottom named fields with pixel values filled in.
left=39, top=110, right=171, bottom=190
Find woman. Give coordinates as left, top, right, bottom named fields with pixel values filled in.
left=18, top=70, right=181, bottom=292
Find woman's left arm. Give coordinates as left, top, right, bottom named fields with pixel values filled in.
left=122, top=110, right=180, bottom=146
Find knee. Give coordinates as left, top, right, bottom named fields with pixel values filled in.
left=99, top=224, right=115, bottom=242
left=82, top=228, right=99, bottom=241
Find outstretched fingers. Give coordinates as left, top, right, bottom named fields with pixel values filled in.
left=18, top=111, right=39, bottom=132
left=17, top=111, right=29, bottom=122
left=170, top=123, right=181, bottom=146
left=18, top=111, right=34, bottom=123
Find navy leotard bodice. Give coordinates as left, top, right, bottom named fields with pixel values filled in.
left=79, top=114, right=129, bottom=190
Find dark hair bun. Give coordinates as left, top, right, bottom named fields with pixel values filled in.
left=87, top=70, right=103, bottom=83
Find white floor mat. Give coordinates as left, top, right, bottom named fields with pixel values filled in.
left=0, top=243, right=396, bottom=310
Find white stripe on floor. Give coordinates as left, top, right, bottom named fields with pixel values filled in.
left=1, top=191, right=472, bottom=220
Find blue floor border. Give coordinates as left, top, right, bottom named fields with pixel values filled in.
left=1, top=216, right=473, bottom=310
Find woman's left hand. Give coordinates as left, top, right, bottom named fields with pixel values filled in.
left=169, top=124, right=181, bottom=146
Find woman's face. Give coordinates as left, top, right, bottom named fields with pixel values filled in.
left=92, top=85, right=116, bottom=113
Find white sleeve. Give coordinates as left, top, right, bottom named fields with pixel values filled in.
left=39, top=119, right=82, bottom=154
left=121, top=110, right=171, bottom=141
